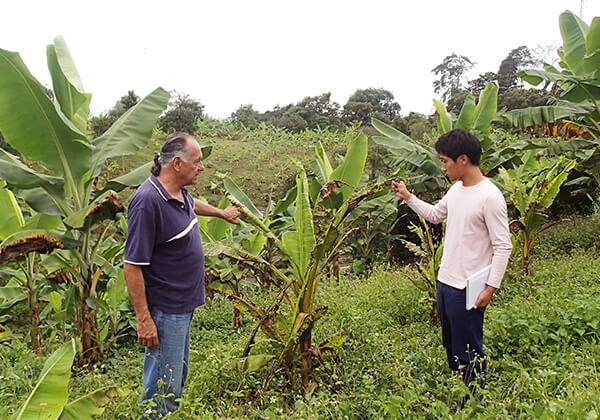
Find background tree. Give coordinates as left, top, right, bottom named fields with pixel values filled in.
left=158, top=92, right=204, bottom=133
left=497, top=46, right=536, bottom=93
left=88, top=90, right=140, bottom=137
left=498, top=88, right=551, bottom=111
left=468, top=72, right=498, bottom=96
left=296, top=92, right=342, bottom=129
left=446, top=90, right=470, bottom=114
left=342, top=88, right=401, bottom=125
left=391, top=112, right=434, bottom=139
left=230, top=104, right=260, bottom=129
left=432, top=53, right=474, bottom=102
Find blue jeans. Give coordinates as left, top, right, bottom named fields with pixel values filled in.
left=139, top=307, right=194, bottom=419
left=437, top=281, right=486, bottom=389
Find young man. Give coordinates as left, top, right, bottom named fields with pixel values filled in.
left=124, top=132, right=241, bottom=418
left=392, top=128, right=512, bottom=391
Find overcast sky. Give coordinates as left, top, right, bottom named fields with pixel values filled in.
left=3, top=1, right=600, bottom=119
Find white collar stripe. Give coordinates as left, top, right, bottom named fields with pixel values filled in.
left=149, top=179, right=169, bottom=201
left=166, top=218, right=198, bottom=243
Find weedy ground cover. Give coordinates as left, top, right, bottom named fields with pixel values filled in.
left=1, top=215, right=599, bottom=418
left=104, top=124, right=366, bottom=208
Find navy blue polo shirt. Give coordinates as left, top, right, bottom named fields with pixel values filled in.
left=124, top=175, right=205, bottom=313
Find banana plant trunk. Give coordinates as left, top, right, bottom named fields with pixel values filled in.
left=24, top=254, right=41, bottom=354
left=299, top=293, right=314, bottom=392
left=522, top=235, right=532, bottom=275
left=233, top=307, right=242, bottom=329
left=430, top=301, right=439, bottom=325
left=27, top=284, right=41, bottom=354
left=300, top=329, right=313, bottom=392
left=78, top=280, right=103, bottom=369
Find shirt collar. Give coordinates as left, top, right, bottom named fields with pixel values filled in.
left=148, top=174, right=188, bottom=202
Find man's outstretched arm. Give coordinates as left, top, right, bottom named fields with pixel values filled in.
left=193, top=198, right=241, bottom=224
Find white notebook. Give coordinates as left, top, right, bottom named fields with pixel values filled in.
left=466, top=264, right=491, bottom=310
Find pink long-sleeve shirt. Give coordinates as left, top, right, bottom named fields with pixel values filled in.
left=406, top=178, right=512, bottom=289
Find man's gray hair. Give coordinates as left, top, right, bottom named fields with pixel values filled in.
left=151, top=132, right=192, bottom=176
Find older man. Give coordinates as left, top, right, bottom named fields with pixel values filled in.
left=123, top=132, right=240, bottom=417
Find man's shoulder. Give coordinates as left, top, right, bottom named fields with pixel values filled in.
left=130, top=178, right=162, bottom=208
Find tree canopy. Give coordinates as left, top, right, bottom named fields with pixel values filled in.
left=158, top=93, right=205, bottom=134
left=432, top=53, right=474, bottom=102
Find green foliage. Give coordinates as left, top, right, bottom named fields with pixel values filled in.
left=0, top=37, right=168, bottom=366
left=88, top=90, right=140, bottom=138
left=2, top=217, right=600, bottom=418
left=391, top=112, right=435, bottom=140
left=432, top=53, right=474, bottom=102
left=497, top=46, right=537, bottom=92
left=203, top=133, right=382, bottom=392
left=468, top=72, right=498, bottom=97
left=231, top=93, right=342, bottom=133
left=400, top=217, right=443, bottom=323
left=516, top=11, right=600, bottom=140
left=12, top=339, right=125, bottom=420
left=342, top=88, right=401, bottom=125
left=499, top=152, right=577, bottom=274
left=342, top=193, right=401, bottom=275
left=497, top=88, right=550, bottom=111
left=158, top=92, right=204, bottom=134
left=230, top=104, right=260, bottom=129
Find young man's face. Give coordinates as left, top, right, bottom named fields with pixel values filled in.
left=439, top=154, right=465, bottom=181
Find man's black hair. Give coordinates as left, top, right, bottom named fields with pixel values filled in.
left=150, top=132, right=191, bottom=176
left=434, top=128, right=481, bottom=166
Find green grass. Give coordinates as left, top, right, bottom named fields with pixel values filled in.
left=2, top=215, right=599, bottom=419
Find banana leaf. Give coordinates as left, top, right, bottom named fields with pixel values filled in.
left=329, top=133, right=368, bottom=201
left=63, top=191, right=124, bottom=229
left=518, top=69, right=600, bottom=103
left=205, top=196, right=232, bottom=241
left=59, top=386, right=127, bottom=420
left=559, top=10, right=589, bottom=76
left=455, top=94, right=475, bottom=130
left=89, top=88, right=170, bottom=179
left=0, top=230, right=79, bottom=263
left=99, top=162, right=152, bottom=194
left=0, top=49, right=92, bottom=192
left=472, top=82, right=499, bottom=145
left=583, top=17, right=600, bottom=73
left=495, top=102, right=594, bottom=128
left=433, top=99, right=453, bottom=133
left=47, top=37, right=91, bottom=134
left=0, top=182, right=24, bottom=240
left=222, top=175, right=263, bottom=219
left=12, top=340, right=75, bottom=420
left=314, top=141, right=333, bottom=184
left=0, top=149, right=66, bottom=200
left=18, top=188, right=64, bottom=217
left=282, top=165, right=315, bottom=280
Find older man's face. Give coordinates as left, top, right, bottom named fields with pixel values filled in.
left=179, top=138, right=205, bottom=185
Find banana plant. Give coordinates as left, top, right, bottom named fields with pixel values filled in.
left=12, top=339, right=126, bottom=420
left=342, top=192, right=402, bottom=275
left=498, top=152, right=577, bottom=275
left=0, top=37, right=169, bottom=367
left=199, top=187, right=296, bottom=328
left=512, top=11, right=600, bottom=141
left=204, top=134, right=388, bottom=393
left=400, top=217, right=444, bottom=324
left=0, top=181, right=71, bottom=353
left=372, top=81, right=564, bottom=189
